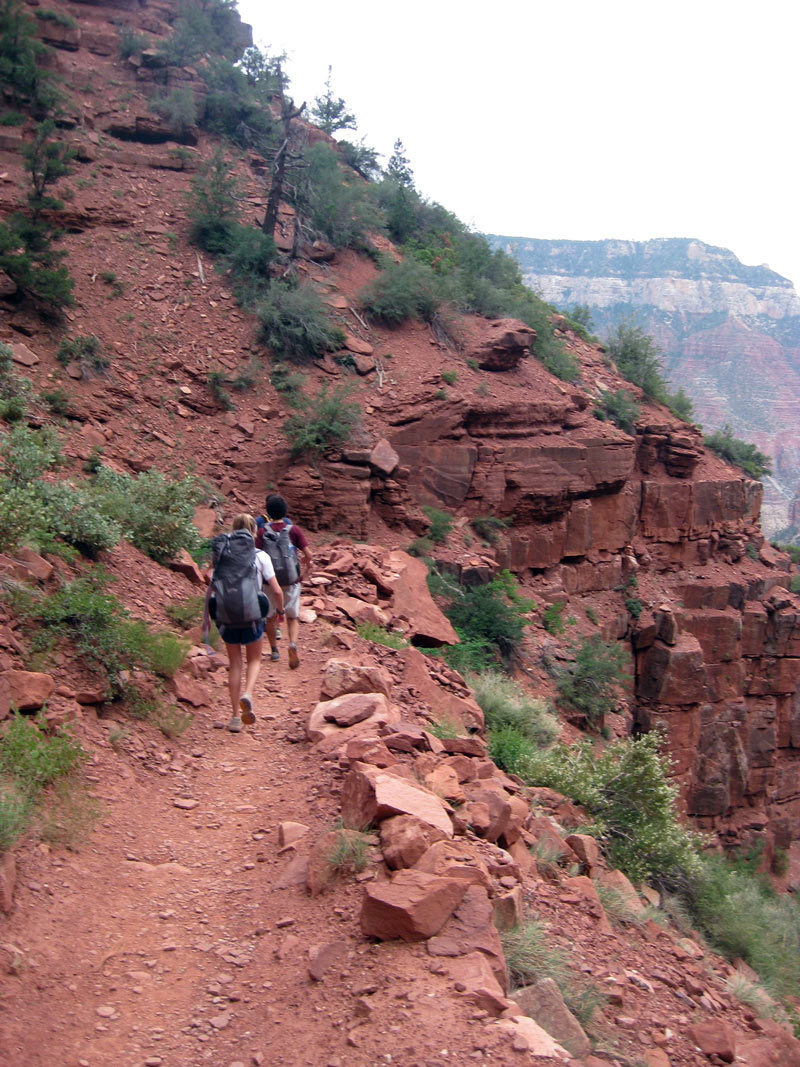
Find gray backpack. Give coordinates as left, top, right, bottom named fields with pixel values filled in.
left=210, top=530, right=262, bottom=626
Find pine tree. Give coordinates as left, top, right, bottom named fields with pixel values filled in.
left=310, top=66, right=357, bottom=136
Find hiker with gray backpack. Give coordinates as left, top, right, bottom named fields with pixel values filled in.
left=255, top=493, right=313, bottom=670
left=208, top=513, right=285, bottom=733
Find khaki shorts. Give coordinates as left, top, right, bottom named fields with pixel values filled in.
left=266, top=582, right=300, bottom=619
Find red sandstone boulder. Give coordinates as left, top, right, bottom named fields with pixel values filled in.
left=320, top=658, right=392, bottom=701
left=360, top=869, right=468, bottom=941
left=385, top=551, right=459, bottom=647
left=1, top=670, right=55, bottom=712
left=380, top=814, right=448, bottom=869
left=687, top=1019, right=737, bottom=1063
left=637, top=635, right=707, bottom=704
left=427, top=884, right=507, bottom=989
left=413, top=839, right=492, bottom=890
left=369, top=439, right=399, bottom=476
left=465, top=318, right=535, bottom=371
left=341, top=762, right=454, bottom=836
left=307, top=693, right=397, bottom=743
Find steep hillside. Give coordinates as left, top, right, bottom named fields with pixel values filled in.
left=5, top=4, right=800, bottom=1066
left=488, top=236, right=800, bottom=536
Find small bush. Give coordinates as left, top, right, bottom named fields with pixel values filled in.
left=470, top=515, right=509, bottom=544
left=118, top=26, right=150, bottom=59
left=407, top=535, right=434, bottom=558
left=325, top=827, right=371, bottom=875
left=423, top=505, right=453, bottom=544
left=554, top=634, right=629, bottom=724
left=270, top=362, right=307, bottom=408
left=0, top=343, right=31, bottom=423
left=501, top=919, right=605, bottom=1028
left=429, top=567, right=528, bottom=671
left=57, top=334, right=108, bottom=377
left=91, top=466, right=205, bottom=564
left=42, top=387, right=71, bottom=416
left=355, top=621, right=408, bottom=650
left=207, top=369, right=234, bottom=410
left=689, top=852, right=800, bottom=1000
left=257, top=283, right=345, bottom=363
left=594, top=388, right=640, bottom=434
left=441, top=369, right=457, bottom=385
left=522, top=732, right=701, bottom=886
left=283, top=383, right=360, bottom=459
left=359, top=258, right=441, bottom=326
left=543, top=601, right=566, bottom=635
left=165, top=595, right=206, bottom=630
left=605, top=318, right=669, bottom=403
left=35, top=9, right=76, bottom=27
left=704, top=424, right=772, bottom=480
left=473, top=671, right=558, bottom=744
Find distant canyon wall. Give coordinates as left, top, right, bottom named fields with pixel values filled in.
left=488, top=236, right=800, bottom=536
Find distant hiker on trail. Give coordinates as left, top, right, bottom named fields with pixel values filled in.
left=255, top=493, right=313, bottom=670
left=209, top=513, right=285, bottom=733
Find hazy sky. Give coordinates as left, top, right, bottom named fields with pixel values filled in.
left=235, top=0, right=800, bottom=286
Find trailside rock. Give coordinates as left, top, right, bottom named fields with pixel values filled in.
left=1, top=670, right=55, bottom=712
left=427, top=884, right=507, bottom=990
left=493, top=1015, right=570, bottom=1060
left=465, top=318, right=535, bottom=372
left=306, top=693, right=396, bottom=743
left=379, top=815, right=447, bottom=869
left=687, top=1019, right=737, bottom=1062
left=385, top=551, right=459, bottom=647
left=360, top=869, right=468, bottom=941
left=513, top=977, right=591, bottom=1059
left=341, top=762, right=454, bottom=837
left=320, top=659, right=393, bottom=701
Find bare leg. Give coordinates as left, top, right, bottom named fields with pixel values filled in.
left=227, top=643, right=243, bottom=716
left=243, top=637, right=264, bottom=698
left=287, top=617, right=300, bottom=645
left=265, top=615, right=278, bottom=651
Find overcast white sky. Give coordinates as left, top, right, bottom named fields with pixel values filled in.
left=236, top=0, right=800, bottom=286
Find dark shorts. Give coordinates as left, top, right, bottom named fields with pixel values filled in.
left=217, top=620, right=265, bottom=646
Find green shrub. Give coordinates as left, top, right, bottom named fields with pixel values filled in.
left=472, top=670, right=559, bottom=757
left=257, top=283, right=345, bottom=363
left=57, top=334, right=107, bottom=377
left=187, top=148, right=242, bottom=253
left=1, top=423, right=61, bottom=487
left=423, top=505, right=453, bottom=544
left=35, top=8, right=76, bottom=27
left=501, top=919, right=605, bottom=1027
left=118, top=26, right=150, bottom=59
left=625, top=596, right=643, bottom=620
left=407, top=535, right=434, bottom=558
left=40, top=481, right=121, bottom=558
left=0, top=713, right=87, bottom=853
left=689, top=852, right=800, bottom=1000
left=790, top=575, right=800, bottom=594
left=605, top=318, right=669, bottom=403
left=42, top=387, right=70, bottom=416
left=594, top=388, right=640, bottom=434
left=0, top=342, right=31, bottom=422
left=91, top=466, right=205, bottom=563
left=270, top=362, right=307, bottom=408
left=441, top=369, right=457, bottom=385
left=667, top=387, right=694, bottom=421
left=543, top=601, right=566, bottom=635
left=355, top=621, right=408, bottom=650
left=207, top=369, right=234, bottom=410
left=585, top=606, right=598, bottom=625
left=298, top=141, right=381, bottom=250
left=470, top=515, right=509, bottom=545
left=428, top=567, right=527, bottom=671
left=522, top=732, right=701, bottom=886
left=554, top=634, right=629, bottom=724
left=283, top=383, right=360, bottom=459
left=704, top=424, right=772, bottom=480
left=359, top=258, right=441, bottom=326
left=20, top=574, right=187, bottom=694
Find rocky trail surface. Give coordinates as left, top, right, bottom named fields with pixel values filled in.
left=1, top=623, right=505, bottom=1067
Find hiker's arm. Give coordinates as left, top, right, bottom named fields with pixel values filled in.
left=266, top=576, right=285, bottom=615
left=301, top=546, right=313, bottom=579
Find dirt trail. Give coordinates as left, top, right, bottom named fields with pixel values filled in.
left=0, top=627, right=514, bottom=1067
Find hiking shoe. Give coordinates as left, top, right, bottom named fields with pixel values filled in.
left=239, top=693, right=256, bottom=725
left=227, top=715, right=243, bottom=733
left=288, top=643, right=300, bottom=670
left=270, top=647, right=280, bottom=661
left=276, top=628, right=282, bottom=640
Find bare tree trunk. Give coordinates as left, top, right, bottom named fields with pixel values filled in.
left=261, top=78, right=304, bottom=241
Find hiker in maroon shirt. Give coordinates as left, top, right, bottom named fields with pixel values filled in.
left=255, top=494, right=313, bottom=669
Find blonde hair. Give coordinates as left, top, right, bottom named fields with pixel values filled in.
left=232, top=513, right=256, bottom=534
